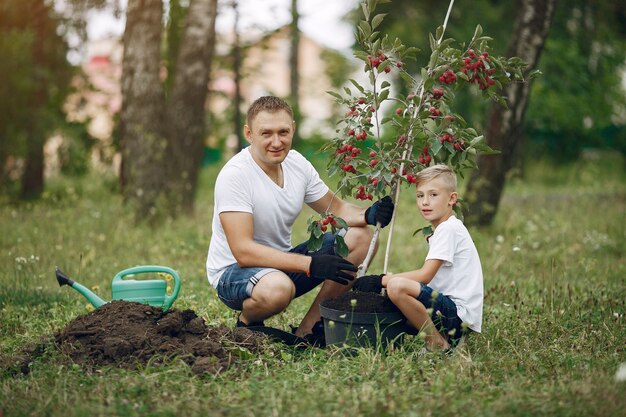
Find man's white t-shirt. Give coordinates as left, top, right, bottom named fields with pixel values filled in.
left=206, top=147, right=329, bottom=287
left=425, top=216, right=483, bottom=332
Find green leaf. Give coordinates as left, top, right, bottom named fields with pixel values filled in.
left=428, top=50, right=439, bottom=69
left=349, top=79, right=366, bottom=94
left=381, top=81, right=391, bottom=89
left=472, top=24, right=483, bottom=42
left=334, top=235, right=349, bottom=258
left=343, top=86, right=352, bottom=96
left=377, top=88, right=390, bottom=103
left=435, top=25, right=444, bottom=41
left=412, top=225, right=433, bottom=237
left=307, top=232, right=324, bottom=252
left=335, top=216, right=349, bottom=230
left=361, top=2, right=370, bottom=21
left=429, top=33, right=436, bottom=52
left=359, top=21, right=372, bottom=39
left=326, top=90, right=343, bottom=101
left=371, top=13, right=386, bottom=30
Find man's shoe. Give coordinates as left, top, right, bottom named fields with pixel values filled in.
left=235, top=318, right=265, bottom=328
left=302, top=320, right=326, bottom=348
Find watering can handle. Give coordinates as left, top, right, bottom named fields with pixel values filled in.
left=112, top=265, right=181, bottom=310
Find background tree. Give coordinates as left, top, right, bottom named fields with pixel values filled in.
left=119, top=0, right=218, bottom=220
left=0, top=0, right=72, bottom=199
left=289, top=0, right=301, bottom=146
left=464, top=0, right=558, bottom=226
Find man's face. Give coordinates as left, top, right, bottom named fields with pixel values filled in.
left=415, top=177, right=457, bottom=228
left=244, top=110, right=295, bottom=168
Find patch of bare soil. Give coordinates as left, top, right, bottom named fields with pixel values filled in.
left=4, top=301, right=271, bottom=376
left=321, top=290, right=402, bottom=313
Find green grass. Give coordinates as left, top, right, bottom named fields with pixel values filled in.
left=1, top=151, right=625, bottom=416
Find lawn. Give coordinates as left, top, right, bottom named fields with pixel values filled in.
left=1, top=150, right=625, bottom=416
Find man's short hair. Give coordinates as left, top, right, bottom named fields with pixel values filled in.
left=415, top=164, right=457, bottom=191
left=246, top=96, right=293, bottom=128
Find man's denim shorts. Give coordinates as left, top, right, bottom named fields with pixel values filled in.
left=216, top=233, right=338, bottom=310
left=416, top=284, right=467, bottom=346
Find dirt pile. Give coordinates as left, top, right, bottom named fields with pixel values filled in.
left=7, top=301, right=271, bottom=376
left=322, top=290, right=402, bottom=313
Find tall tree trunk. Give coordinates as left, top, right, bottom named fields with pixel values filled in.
left=289, top=0, right=301, bottom=146
left=20, top=0, right=47, bottom=199
left=465, top=0, right=558, bottom=226
left=164, top=0, right=218, bottom=215
left=119, top=0, right=166, bottom=219
left=232, top=0, right=244, bottom=151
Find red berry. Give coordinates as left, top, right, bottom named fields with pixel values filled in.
left=369, top=151, right=376, bottom=157
left=348, top=129, right=355, bottom=136
left=384, top=66, right=391, bottom=73
left=396, top=108, right=403, bottom=115
left=322, top=218, right=329, bottom=225
left=358, top=99, right=365, bottom=105
left=370, top=159, right=378, bottom=167
left=321, top=225, right=327, bottom=232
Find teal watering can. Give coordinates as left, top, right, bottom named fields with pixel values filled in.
left=56, top=265, right=181, bottom=311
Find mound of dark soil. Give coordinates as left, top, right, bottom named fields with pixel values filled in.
left=6, top=301, right=270, bottom=376
left=321, top=290, right=402, bottom=313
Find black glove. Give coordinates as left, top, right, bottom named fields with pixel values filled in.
left=308, top=254, right=357, bottom=285
left=352, top=274, right=384, bottom=293
left=365, top=196, right=394, bottom=227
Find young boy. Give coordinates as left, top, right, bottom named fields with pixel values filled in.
left=353, top=164, right=483, bottom=352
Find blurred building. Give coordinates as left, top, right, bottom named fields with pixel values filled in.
left=61, top=25, right=352, bottom=173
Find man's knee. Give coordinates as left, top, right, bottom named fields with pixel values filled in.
left=345, top=225, right=374, bottom=255
left=248, top=274, right=295, bottom=313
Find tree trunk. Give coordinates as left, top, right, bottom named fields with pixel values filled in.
left=164, top=0, right=218, bottom=215
left=20, top=0, right=47, bottom=199
left=289, top=0, right=301, bottom=146
left=465, top=0, right=558, bottom=226
left=119, top=0, right=166, bottom=219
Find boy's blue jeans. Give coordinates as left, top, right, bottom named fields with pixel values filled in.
left=415, top=284, right=466, bottom=346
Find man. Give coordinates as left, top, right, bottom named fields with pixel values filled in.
left=206, top=96, right=393, bottom=345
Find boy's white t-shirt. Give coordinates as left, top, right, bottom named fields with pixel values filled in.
left=206, top=147, right=329, bottom=287
left=425, top=215, right=483, bottom=332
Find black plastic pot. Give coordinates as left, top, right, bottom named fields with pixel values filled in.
left=319, top=302, right=407, bottom=348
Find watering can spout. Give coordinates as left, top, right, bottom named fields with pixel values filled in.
left=55, top=267, right=107, bottom=308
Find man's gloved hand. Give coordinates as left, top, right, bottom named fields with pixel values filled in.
left=352, top=274, right=384, bottom=293
left=365, top=196, right=394, bottom=227
left=308, top=254, right=357, bottom=285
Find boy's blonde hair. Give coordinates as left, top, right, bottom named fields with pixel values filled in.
left=415, top=164, right=457, bottom=191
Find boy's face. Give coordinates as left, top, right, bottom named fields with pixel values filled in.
left=415, top=177, right=458, bottom=228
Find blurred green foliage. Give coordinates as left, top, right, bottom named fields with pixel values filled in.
left=0, top=0, right=74, bottom=196
left=348, top=0, right=626, bottom=161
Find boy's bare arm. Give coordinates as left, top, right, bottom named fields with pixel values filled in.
left=381, top=259, right=444, bottom=286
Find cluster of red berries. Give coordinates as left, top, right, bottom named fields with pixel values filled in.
left=348, top=128, right=368, bottom=140
left=368, top=52, right=386, bottom=68
left=439, top=69, right=457, bottom=84
left=355, top=184, right=373, bottom=200
left=432, top=87, right=445, bottom=100
left=318, top=215, right=337, bottom=232
left=418, top=146, right=432, bottom=166
left=405, top=173, right=418, bottom=183
left=462, top=50, right=496, bottom=90
left=337, top=144, right=360, bottom=174
left=368, top=151, right=379, bottom=167
left=429, top=106, right=442, bottom=118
